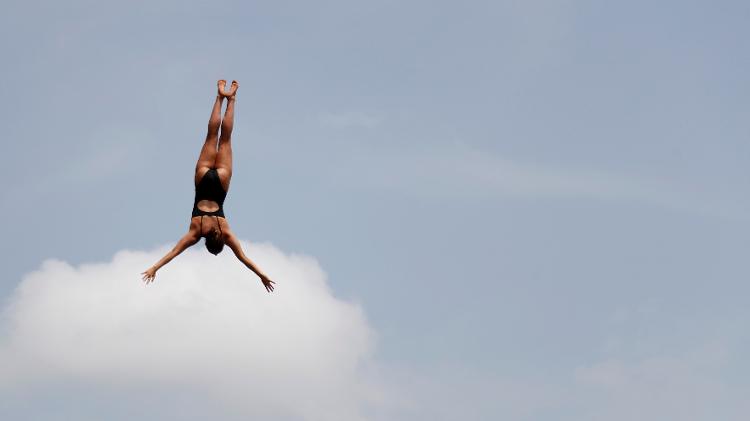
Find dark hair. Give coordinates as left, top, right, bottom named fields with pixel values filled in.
left=205, top=229, right=225, bottom=255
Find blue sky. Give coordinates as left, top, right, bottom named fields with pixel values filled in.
left=1, top=1, right=749, bottom=419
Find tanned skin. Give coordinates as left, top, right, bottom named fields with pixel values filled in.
left=141, top=80, right=275, bottom=293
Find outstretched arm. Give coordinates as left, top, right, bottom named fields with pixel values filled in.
left=142, top=228, right=200, bottom=284
left=225, top=231, right=275, bottom=292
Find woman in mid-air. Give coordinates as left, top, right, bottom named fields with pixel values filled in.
left=141, top=80, right=275, bottom=292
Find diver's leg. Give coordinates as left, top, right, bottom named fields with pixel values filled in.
left=215, top=81, right=237, bottom=191
left=195, top=81, right=226, bottom=185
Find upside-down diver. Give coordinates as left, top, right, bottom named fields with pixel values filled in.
left=142, top=80, right=275, bottom=292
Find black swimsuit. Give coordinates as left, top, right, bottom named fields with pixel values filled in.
left=192, top=168, right=227, bottom=218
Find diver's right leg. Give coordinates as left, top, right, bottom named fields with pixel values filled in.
left=195, top=81, right=225, bottom=185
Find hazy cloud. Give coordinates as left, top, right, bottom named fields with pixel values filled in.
left=572, top=343, right=750, bottom=421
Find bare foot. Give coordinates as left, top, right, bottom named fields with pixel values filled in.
left=217, top=79, right=227, bottom=97
left=226, top=80, right=239, bottom=99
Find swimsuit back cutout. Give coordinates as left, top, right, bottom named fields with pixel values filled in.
left=192, top=168, right=227, bottom=217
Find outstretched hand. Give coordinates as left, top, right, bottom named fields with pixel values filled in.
left=141, top=267, right=157, bottom=284
left=260, top=274, right=275, bottom=293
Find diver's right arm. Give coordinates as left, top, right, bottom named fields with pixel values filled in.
left=142, top=223, right=200, bottom=283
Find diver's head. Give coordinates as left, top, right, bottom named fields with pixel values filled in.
left=205, top=229, right=225, bottom=255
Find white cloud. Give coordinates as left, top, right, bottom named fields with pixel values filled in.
left=1, top=242, right=749, bottom=421
left=0, top=241, right=381, bottom=420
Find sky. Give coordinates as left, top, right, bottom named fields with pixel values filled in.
left=1, top=0, right=749, bottom=419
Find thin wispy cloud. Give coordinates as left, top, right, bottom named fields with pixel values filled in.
left=317, top=111, right=381, bottom=129
left=346, top=142, right=743, bottom=219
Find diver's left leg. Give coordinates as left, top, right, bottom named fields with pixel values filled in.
left=215, top=81, right=237, bottom=191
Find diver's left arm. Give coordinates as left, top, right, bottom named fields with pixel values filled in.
left=225, top=231, right=275, bottom=292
